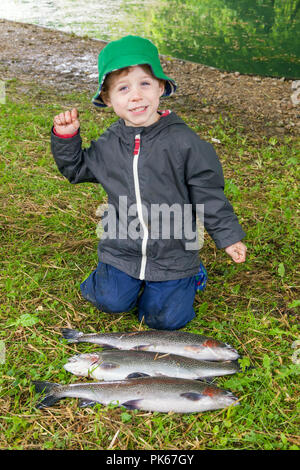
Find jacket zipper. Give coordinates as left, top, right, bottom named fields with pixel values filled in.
left=133, top=134, right=148, bottom=280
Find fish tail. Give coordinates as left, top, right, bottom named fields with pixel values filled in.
left=33, top=380, right=63, bottom=408
left=232, top=358, right=242, bottom=371
left=61, top=328, right=83, bottom=343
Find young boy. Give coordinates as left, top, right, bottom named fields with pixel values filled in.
left=51, top=35, right=247, bottom=330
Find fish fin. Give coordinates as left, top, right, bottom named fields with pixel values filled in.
left=121, top=399, right=143, bottom=410
left=131, top=344, right=150, bottom=351
left=126, top=372, right=150, bottom=379
left=60, top=328, right=83, bottom=343
left=78, top=398, right=98, bottom=408
left=231, top=358, right=242, bottom=372
left=195, top=377, right=215, bottom=383
left=33, top=381, right=62, bottom=408
left=99, top=362, right=119, bottom=369
left=180, top=392, right=204, bottom=401
left=33, top=380, right=58, bottom=394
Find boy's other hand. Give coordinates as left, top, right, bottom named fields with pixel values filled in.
left=53, top=108, right=80, bottom=135
left=224, top=241, right=247, bottom=263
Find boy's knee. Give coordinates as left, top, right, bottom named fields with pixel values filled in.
left=80, top=265, right=140, bottom=314
left=138, top=277, right=197, bottom=330
left=95, top=295, right=128, bottom=314
left=81, top=283, right=136, bottom=313
left=138, top=307, right=195, bottom=330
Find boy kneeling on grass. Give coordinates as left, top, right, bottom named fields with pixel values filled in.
left=51, top=35, right=247, bottom=330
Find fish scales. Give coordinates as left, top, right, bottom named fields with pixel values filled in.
left=61, top=328, right=239, bottom=361
left=64, top=349, right=240, bottom=381
left=34, top=376, right=239, bottom=413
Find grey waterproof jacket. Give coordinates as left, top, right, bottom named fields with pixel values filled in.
left=51, top=111, right=245, bottom=281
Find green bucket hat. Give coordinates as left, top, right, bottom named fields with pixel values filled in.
left=92, top=35, right=177, bottom=108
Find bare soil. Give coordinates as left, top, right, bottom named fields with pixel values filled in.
left=0, top=19, right=299, bottom=137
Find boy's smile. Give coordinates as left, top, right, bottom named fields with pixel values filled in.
left=103, top=66, right=165, bottom=127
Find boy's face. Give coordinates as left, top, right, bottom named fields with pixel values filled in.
left=103, top=65, right=165, bottom=127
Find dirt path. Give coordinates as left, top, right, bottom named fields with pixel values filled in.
left=0, top=19, right=299, bottom=137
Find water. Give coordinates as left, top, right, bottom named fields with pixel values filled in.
left=1, top=0, right=299, bottom=78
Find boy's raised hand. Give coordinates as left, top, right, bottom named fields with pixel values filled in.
left=53, top=108, right=80, bottom=135
left=225, top=241, right=247, bottom=263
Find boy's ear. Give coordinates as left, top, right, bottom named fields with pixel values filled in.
left=159, top=80, right=166, bottom=97
left=101, top=93, right=112, bottom=107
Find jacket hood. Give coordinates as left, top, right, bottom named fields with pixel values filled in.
left=108, top=111, right=186, bottom=145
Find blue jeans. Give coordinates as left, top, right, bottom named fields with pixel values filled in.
left=80, top=262, right=207, bottom=330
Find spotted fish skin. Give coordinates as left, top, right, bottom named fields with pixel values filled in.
left=34, top=376, right=239, bottom=413
left=64, top=350, right=240, bottom=381
left=61, top=328, right=239, bottom=361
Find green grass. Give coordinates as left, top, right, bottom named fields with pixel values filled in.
left=0, top=78, right=299, bottom=450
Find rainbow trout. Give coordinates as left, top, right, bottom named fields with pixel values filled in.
left=34, top=376, right=239, bottom=413
left=64, top=349, right=240, bottom=381
left=61, top=328, right=240, bottom=361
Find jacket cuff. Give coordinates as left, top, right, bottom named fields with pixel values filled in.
left=52, top=127, right=79, bottom=138
left=213, top=227, right=246, bottom=249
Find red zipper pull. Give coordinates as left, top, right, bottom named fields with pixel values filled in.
left=133, top=135, right=141, bottom=156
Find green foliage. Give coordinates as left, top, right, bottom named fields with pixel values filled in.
left=110, top=0, right=300, bottom=78
left=6, top=314, right=40, bottom=328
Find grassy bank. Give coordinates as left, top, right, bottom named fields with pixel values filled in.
left=0, top=78, right=299, bottom=450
